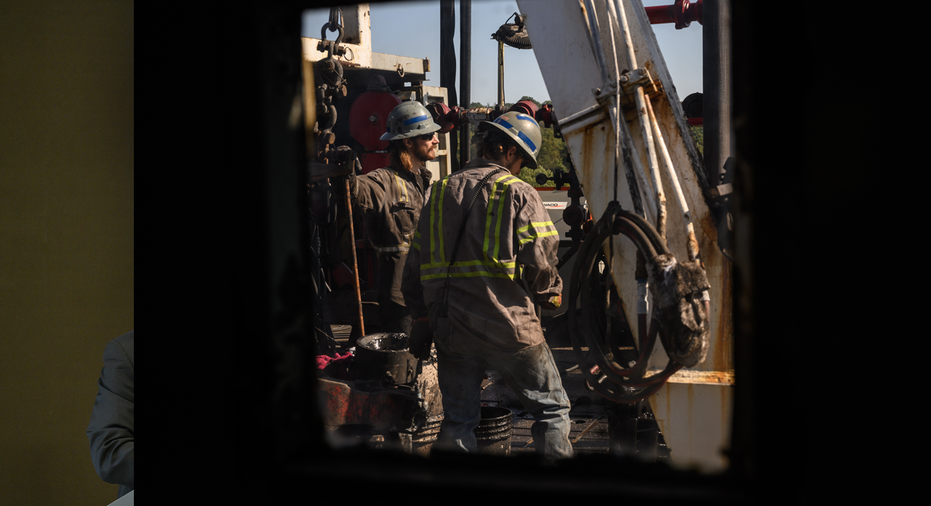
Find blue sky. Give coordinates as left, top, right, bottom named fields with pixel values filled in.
left=302, top=0, right=703, bottom=106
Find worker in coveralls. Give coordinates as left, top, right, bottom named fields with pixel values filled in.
left=401, top=112, right=574, bottom=458
left=350, top=101, right=441, bottom=335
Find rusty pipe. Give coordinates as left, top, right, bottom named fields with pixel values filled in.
left=644, top=96, right=701, bottom=261
left=645, top=0, right=703, bottom=29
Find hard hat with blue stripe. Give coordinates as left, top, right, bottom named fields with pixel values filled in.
left=478, top=111, right=542, bottom=169
left=379, top=101, right=442, bottom=141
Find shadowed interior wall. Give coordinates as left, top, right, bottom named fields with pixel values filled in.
left=0, top=1, right=134, bottom=504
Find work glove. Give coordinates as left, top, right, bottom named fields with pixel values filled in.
left=536, top=294, right=562, bottom=311
left=407, top=317, right=434, bottom=360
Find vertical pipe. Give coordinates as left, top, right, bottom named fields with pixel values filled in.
left=460, top=0, right=471, bottom=165
left=497, top=40, right=505, bottom=108
left=645, top=97, right=700, bottom=262
left=440, top=0, right=459, bottom=173
left=703, top=0, right=732, bottom=186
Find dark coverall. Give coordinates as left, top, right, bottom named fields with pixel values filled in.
left=351, top=163, right=432, bottom=335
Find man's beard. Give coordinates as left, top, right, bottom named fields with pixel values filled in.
left=413, top=144, right=436, bottom=163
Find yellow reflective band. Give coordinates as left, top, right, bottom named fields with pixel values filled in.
left=517, top=220, right=558, bottom=244
left=393, top=172, right=408, bottom=202
left=419, top=257, right=518, bottom=282
left=484, top=174, right=520, bottom=261
left=519, top=230, right=559, bottom=245
left=421, top=270, right=517, bottom=281
left=517, top=221, right=556, bottom=235
left=419, top=258, right=517, bottom=270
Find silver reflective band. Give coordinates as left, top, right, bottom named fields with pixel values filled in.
left=374, top=246, right=410, bottom=254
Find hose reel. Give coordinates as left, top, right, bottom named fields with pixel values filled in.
left=567, top=201, right=711, bottom=403
left=493, top=13, right=532, bottom=49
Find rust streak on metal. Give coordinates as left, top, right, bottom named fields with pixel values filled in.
left=661, top=368, right=735, bottom=385
left=686, top=383, right=695, bottom=454
left=580, top=126, right=595, bottom=178
left=697, top=208, right=718, bottom=254
left=721, top=381, right=731, bottom=445
left=713, top=258, right=733, bottom=372
left=686, top=228, right=700, bottom=261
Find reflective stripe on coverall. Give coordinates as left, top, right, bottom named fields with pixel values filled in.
left=401, top=158, right=563, bottom=350
left=351, top=164, right=432, bottom=307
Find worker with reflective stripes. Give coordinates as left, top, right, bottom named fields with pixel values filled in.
left=350, top=100, right=441, bottom=335
left=402, top=111, right=573, bottom=459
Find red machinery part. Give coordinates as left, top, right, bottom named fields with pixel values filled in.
left=349, top=89, right=402, bottom=152
left=534, top=103, right=554, bottom=128
left=509, top=99, right=538, bottom=118
left=425, top=101, right=461, bottom=134
left=318, top=376, right=416, bottom=430
left=426, top=99, right=555, bottom=133
left=645, top=0, right=703, bottom=29
left=508, top=100, right=554, bottom=128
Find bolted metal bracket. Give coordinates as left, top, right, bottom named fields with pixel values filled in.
left=593, top=68, right=659, bottom=103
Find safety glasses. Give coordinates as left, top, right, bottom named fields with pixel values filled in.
left=417, top=132, right=437, bottom=141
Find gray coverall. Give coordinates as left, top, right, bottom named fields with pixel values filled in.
left=402, top=158, right=573, bottom=458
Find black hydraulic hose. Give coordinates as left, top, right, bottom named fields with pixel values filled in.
left=495, top=24, right=532, bottom=49
left=615, top=211, right=671, bottom=257
left=576, top=215, right=665, bottom=387
left=567, top=202, right=683, bottom=403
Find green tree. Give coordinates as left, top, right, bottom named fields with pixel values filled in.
left=690, top=126, right=703, bottom=155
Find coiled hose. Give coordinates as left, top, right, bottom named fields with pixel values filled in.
left=567, top=201, right=683, bottom=403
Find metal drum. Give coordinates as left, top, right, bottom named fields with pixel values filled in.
left=351, top=333, right=418, bottom=385
left=409, top=413, right=444, bottom=456
left=474, top=406, right=512, bottom=455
